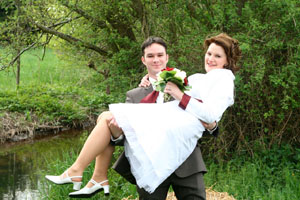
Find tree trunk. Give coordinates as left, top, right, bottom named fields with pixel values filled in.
left=15, top=0, right=21, bottom=87
left=16, top=50, right=21, bottom=87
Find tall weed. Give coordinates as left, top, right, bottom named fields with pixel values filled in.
left=204, top=144, right=300, bottom=200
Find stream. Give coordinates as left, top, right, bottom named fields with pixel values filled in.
left=0, top=129, right=86, bottom=200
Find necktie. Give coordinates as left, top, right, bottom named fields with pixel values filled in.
left=140, top=91, right=159, bottom=103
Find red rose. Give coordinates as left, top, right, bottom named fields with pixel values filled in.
left=184, top=77, right=188, bottom=86
left=162, top=67, right=174, bottom=71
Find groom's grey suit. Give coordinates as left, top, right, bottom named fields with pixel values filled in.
left=112, top=85, right=208, bottom=200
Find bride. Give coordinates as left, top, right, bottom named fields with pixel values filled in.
left=45, top=33, right=241, bottom=196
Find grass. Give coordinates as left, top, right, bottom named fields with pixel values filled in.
left=39, top=135, right=300, bottom=200
left=203, top=144, right=300, bottom=200
left=39, top=132, right=137, bottom=200
left=0, top=48, right=96, bottom=91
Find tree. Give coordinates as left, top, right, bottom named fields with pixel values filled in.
left=1, top=0, right=299, bottom=152
left=0, top=0, right=46, bottom=86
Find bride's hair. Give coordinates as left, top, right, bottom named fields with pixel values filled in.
left=204, top=33, right=242, bottom=74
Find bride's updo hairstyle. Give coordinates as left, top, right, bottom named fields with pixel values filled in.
left=204, top=33, right=241, bottom=74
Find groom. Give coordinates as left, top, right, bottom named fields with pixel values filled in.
left=109, top=36, right=218, bottom=200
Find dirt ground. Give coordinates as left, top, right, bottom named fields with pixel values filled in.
left=123, top=188, right=236, bottom=200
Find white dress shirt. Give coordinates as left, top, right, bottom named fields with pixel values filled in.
left=149, top=77, right=164, bottom=104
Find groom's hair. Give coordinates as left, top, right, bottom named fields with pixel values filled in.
left=141, top=36, right=167, bottom=55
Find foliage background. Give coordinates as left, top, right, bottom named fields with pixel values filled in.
left=0, top=0, right=299, bottom=156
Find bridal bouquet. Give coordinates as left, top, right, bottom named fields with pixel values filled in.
left=153, top=67, right=191, bottom=101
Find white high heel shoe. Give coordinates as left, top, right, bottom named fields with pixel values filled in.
left=45, top=170, right=82, bottom=190
left=69, top=179, right=109, bottom=198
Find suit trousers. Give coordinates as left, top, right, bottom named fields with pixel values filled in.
left=137, top=172, right=206, bottom=200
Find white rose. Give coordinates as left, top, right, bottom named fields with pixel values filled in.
left=173, top=68, right=180, bottom=73
left=156, top=72, right=163, bottom=81
left=174, top=70, right=186, bottom=83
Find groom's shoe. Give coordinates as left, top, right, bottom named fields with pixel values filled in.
left=45, top=170, right=82, bottom=190
left=69, top=179, right=109, bottom=198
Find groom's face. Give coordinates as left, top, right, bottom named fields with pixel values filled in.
left=141, top=43, right=169, bottom=79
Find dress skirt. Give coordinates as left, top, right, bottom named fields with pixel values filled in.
left=109, top=100, right=205, bottom=193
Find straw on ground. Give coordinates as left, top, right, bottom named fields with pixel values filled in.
left=122, top=187, right=236, bottom=200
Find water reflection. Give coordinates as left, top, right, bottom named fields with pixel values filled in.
left=0, top=129, right=86, bottom=200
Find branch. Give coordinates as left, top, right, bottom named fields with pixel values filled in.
left=63, top=0, right=136, bottom=41
left=37, top=16, right=82, bottom=31
left=87, top=60, right=109, bottom=77
left=31, top=17, right=81, bottom=34
left=34, top=22, right=108, bottom=56
left=0, top=34, right=42, bottom=71
left=60, top=0, right=107, bottom=29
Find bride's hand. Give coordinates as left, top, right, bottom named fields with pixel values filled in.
left=139, top=74, right=150, bottom=87
left=164, top=82, right=184, bottom=100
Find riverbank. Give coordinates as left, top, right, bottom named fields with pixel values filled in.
left=0, top=83, right=108, bottom=143
left=0, top=111, right=96, bottom=143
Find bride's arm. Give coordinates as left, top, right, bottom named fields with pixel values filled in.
left=178, top=74, right=234, bottom=123
left=164, top=81, right=218, bottom=132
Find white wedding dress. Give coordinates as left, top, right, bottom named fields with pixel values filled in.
left=109, top=69, right=235, bottom=193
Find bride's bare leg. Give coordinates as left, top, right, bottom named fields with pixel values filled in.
left=85, top=144, right=115, bottom=187
left=65, top=111, right=115, bottom=181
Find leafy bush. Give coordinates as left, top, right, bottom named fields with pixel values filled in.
left=0, top=84, right=112, bottom=126
left=184, top=0, right=300, bottom=156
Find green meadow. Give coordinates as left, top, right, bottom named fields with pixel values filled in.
left=0, top=48, right=95, bottom=91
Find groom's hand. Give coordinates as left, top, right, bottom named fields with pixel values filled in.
left=107, top=116, right=123, bottom=139
left=201, top=120, right=216, bottom=131
left=139, top=74, right=150, bottom=87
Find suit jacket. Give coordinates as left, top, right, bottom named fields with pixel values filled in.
left=112, top=86, right=207, bottom=184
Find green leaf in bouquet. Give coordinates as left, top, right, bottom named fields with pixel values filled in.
left=154, top=81, right=167, bottom=92
left=159, top=82, right=166, bottom=92
left=160, top=70, right=176, bottom=80
left=168, top=77, right=182, bottom=85
left=165, top=77, right=183, bottom=91
left=185, top=85, right=192, bottom=91
left=155, top=68, right=191, bottom=93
